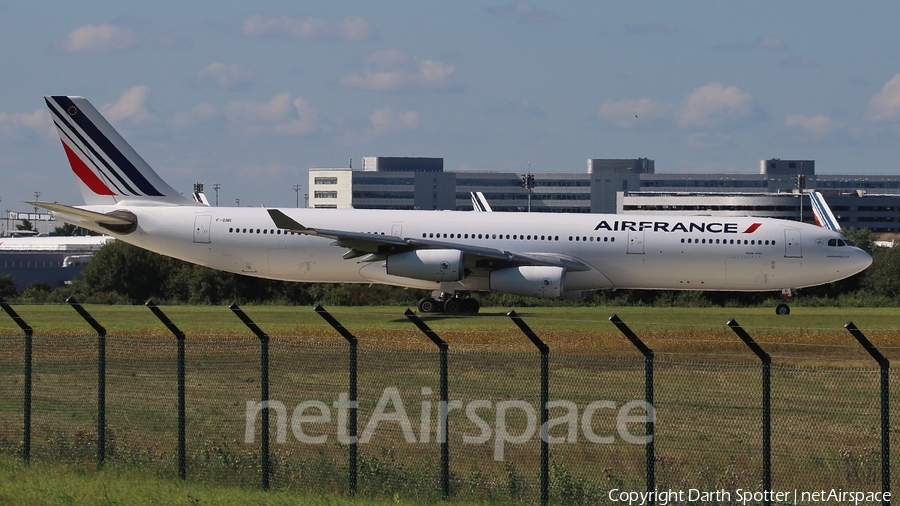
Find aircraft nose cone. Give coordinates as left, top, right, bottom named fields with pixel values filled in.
left=853, top=247, right=873, bottom=274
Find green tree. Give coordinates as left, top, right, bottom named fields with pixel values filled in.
left=19, top=281, right=53, bottom=303
left=53, top=223, right=78, bottom=236
left=0, top=274, right=17, bottom=299
left=16, top=219, right=34, bottom=231
left=78, top=241, right=179, bottom=303
left=842, top=227, right=875, bottom=254
left=857, top=244, right=900, bottom=302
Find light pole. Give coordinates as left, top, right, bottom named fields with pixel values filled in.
left=212, top=183, right=221, bottom=207
left=33, top=191, right=41, bottom=214
left=235, top=198, right=240, bottom=207
left=293, top=184, right=302, bottom=208
left=522, top=163, right=534, bottom=213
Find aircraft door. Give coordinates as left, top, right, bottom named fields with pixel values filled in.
left=627, top=229, right=645, bottom=254
left=391, top=224, right=402, bottom=237
left=784, top=229, right=802, bottom=258
left=193, top=215, right=212, bottom=244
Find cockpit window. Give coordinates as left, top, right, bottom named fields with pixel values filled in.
left=828, top=238, right=848, bottom=247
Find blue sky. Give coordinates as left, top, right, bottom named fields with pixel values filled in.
left=2, top=1, right=900, bottom=210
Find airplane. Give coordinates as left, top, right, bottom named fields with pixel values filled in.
left=32, top=96, right=872, bottom=316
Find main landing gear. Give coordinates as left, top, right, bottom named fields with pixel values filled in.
left=775, top=288, right=792, bottom=315
left=417, top=294, right=480, bottom=314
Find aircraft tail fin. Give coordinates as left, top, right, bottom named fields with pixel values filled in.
left=44, top=96, right=197, bottom=206
left=809, top=191, right=841, bottom=231
left=471, top=191, right=493, bottom=212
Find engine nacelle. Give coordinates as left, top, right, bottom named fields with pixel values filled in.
left=490, top=266, right=565, bottom=299
left=385, top=249, right=464, bottom=282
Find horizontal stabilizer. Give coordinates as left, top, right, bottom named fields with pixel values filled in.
left=27, top=201, right=137, bottom=234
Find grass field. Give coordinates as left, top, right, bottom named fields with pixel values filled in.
left=0, top=453, right=463, bottom=506
left=2, top=303, right=897, bottom=361
left=1, top=303, right=897, bottom=503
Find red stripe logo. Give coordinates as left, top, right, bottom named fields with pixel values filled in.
left=62, top=141, right=115, bottom=196
left=743, top=223, right=762, bottom=233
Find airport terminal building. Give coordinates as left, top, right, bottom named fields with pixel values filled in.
left=310, top=157, right=900, bottom=233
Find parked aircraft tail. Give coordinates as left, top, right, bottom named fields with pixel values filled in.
left=44, top=95, right=197, bottom=206
left=471, top=191, right=493, bottom=212
left=809, top=191, right=841, bottom=231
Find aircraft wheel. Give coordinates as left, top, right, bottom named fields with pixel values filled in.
left=461, top=298, right=480, bottom=314
left=775, top=303, right=791, bottom=316
left=418, top=297, right=439, bottom=313
left=444, top=298, right=462, bottom=313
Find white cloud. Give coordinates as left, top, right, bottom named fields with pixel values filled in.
left=363, top=48, right=409, bottom=69
left=197, top=63, right=253, bottom=90
left=785, top=114, right=840, bottom=135
left=224, top=93, right=319, bottom=136
left=676, top=83, right=753, bottom=129
left=0, top=108, right=52, bottom=141
left=341, top=50, right=455, bottom=92
left=597, top=98, right=673, bottom=128
left=57, top=24, right=135, bottom=53
left=100, top=86, right=154, bottom=126
left=369, top=108, right=418, bottom=137
left=241, top=14, right=373, bottom=41
left=341, top=107, right=419, bottom=144
left=865, top=74, right=900, bottom=122
left=169, top=102, right=218, bottom=129
left=598, top=83, right=753, bottom=131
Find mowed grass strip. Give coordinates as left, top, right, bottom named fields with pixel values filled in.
left=1, top=304, right=897, bottom=361
left=0, top=454, right=479, bottom=506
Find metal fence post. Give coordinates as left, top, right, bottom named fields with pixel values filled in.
left=66, top=297, right=107, bottom=469
left=727, top=319, right=771, bottom=506
left=844, top=321, right=890, bottom=506
left=609, top=314, right=655, bottom=502
left=507, top=310, right=549, bottom=506
left=313, top=304, right=358, bottom=496
left=0, top=297, right=32, bottom=463
left=229, top=303, right=271, bottom=490
left=404, top=308, right=450, bottom=500
left=145, top=299, right=187, bottom=481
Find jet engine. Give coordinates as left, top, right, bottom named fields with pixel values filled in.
left=385, top=249, right=464, bottom=282
left=490, top=266, right=565, bottom=299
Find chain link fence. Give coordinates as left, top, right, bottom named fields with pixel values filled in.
left=0, top=302, right=895, bottom=505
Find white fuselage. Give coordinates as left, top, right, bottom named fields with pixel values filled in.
left=65, top=205, right=873, bottom=295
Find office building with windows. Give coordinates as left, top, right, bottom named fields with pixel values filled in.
left=309, top=157, right=900, bottom=233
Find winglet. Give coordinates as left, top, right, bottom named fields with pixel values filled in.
left=267, top=209, right=310, bottom=232
left=809, top=191, right=841, bottom=231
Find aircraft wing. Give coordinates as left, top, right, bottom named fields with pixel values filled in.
left=268, top=209, right=591, bottom=271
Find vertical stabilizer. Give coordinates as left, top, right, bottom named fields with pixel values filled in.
left=809, top=191, right=841, bottom=231
left=45, top=95, right=196, bottom=206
